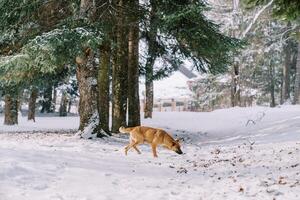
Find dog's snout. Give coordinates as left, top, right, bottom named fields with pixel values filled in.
left=176, top=149, right=183, bottom=154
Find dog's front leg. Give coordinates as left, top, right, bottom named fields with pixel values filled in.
left=125, top=141, right=138, bottom=155
left=124, top=144, right=130, bottom=155
left=151, top=144, right=158, bottom=157
left=133, top=145, right=141, bottom=154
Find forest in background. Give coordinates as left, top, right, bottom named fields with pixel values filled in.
left=0, top=0, right=299, bottom=136
left=190, top=0, right=300, bottom=111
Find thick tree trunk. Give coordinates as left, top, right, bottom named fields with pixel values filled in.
left=294, top=43, right=300, bottom=104
left=121, top=31, right=129, bottom=127
left=127, top=0, right=140, bottom=127
left=97, top=41, right=111, bottom=135
left=28, top=88, right=38, bottom=122
left=41, top=85, right=53, bottom=113
left=281, top=39, right=292, bottom=104
left=76, top=48, right=98, bottom=131
left=111, top=0, right=128, bottom=132
left=4, top=94, right=18, bottom=125
left=76, top=0, right=98, bottom=132
left=144, top=0, right=157, bottom=119
left=59, top=90, right=68, bottom=117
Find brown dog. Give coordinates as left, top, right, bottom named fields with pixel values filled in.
left=119, top=126, right=183, bottom=157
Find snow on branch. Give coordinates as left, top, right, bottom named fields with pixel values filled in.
left=241, top=0, right=274, bottom=38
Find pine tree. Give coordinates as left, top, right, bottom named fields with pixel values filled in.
left=0, top=0, right=242, bottom=133
left=98, top=40, right=111, bottom=134
left=140, top=0, right=241, bottom=116
left=144, top=0, right=158, bottom=119
left=127, top=0, right=141, bottom=126
left=111, top=0, right=129, bottom=132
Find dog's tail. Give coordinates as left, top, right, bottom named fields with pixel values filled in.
left=119, top=126, right=135, bottom=134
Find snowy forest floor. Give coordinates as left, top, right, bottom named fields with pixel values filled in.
left=0, top=105, right=300, bottom=200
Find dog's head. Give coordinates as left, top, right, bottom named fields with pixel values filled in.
left=170, top=139, right=183, bottom=155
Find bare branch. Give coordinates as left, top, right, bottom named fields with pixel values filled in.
left=241, top=0, right=274, bottom=38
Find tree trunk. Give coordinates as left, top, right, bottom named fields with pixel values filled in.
left=294, top=43, right=300, bottom=104
left=230, top=0, right=241, bottom=107
left=52, top=86, right=57, bottom=112
left=145, top=70, right=154, bottom=118
left=121, top=31, right=129, bottom=127
left=76, top=48, right=98, bottom=131
left=231, top=62, right=240, bottom=107
left=281, top=39, right=292, bottom=104
left=97, top=41, right=111, bottom=135
left=68, top=99, right=72, bottom=113
left=127, top=0, right=140, bottom=127
left=269, top=59, right=276, bottom=107
left=76, top=0, right=98, bottom=132
left=4, top=94, right=18, bottom=125
left=59, top=90, right=68, bottom=117
left=41, top=85, right=53, bottom=113
left=111, top=0, right=128, bottom=132
left=28, top=88, right=38, bottom=122
left=144, top=0, right=158, bottom=119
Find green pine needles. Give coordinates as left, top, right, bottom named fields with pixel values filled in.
left=0, top=27, right=102, bottom=86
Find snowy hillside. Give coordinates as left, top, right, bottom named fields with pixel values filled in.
left=0, top=106, right=300, bottom=200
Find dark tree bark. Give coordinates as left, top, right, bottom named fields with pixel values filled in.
left=97, top=41, right=111, bottom=135
left=294, top=43, right=300, bottom=104
left=121, top=28, right=129, bottom=128
left=269, top=59, right=276, bottom=107
left=4, top=94, right=18, bottom=125
left=144, top=0, right=158, bottom=119
left=111, top=0, right=128, bottom=132
left=68, top=99, right=72, bottom=113
left=76, top=48, right=98, bottom=131
left=52, top=86, right=57, bottom=111
left=145, top=66, right=154, bottom=118
left=59, top=90, right=68, bottom=117
left=41, top=85, right=53, bottom=113
left=127, top=0, right=141, bottom=127
left=28, top=88, right=38, bottom=122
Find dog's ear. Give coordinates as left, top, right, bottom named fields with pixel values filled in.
left=175, top=138, right=184, bottom=143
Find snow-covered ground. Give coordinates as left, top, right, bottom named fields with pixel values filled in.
left=0, top=114, right=79, bottom=133
left=0, top=106, right=300, bottom=200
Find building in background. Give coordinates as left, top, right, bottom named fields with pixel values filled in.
left=140, top=66, right=197, bottom=112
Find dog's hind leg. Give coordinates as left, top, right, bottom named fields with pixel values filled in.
left=151, top=144, right=158, bottom=157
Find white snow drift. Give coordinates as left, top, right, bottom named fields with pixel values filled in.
left=0, top=105, right=300, bottom=200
